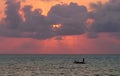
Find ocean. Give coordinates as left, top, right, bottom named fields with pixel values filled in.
left=0, top=54, right=120, bottom=76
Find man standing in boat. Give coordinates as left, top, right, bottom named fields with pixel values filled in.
left=83, top=58, right=85, bottom=63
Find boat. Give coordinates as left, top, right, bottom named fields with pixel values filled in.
left=73, top=58, right=86, bottom=64
left=73, top=60, right=85, bottom=64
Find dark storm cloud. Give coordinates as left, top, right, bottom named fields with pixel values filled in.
left=22, top=5, right=54, bottom=39
left=0, top=0, right=53, bottom=39
left=0, top=0, right=23, bottom=37
left=0, top=1, right=89, bottom=39
left=22, top=6, right=46, bottom=32
left=90, top=0, right=120, bottom=32
left=47, top=2, right=88, bottom=35
left=4, top=0, right=22, bottom=29
left=1, top=0, right=120, bottom=40
left=0, top=28, right=23, bottom=37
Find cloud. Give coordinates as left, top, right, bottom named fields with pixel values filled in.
left=0, top=28, right=23, bottom=37
left=1, top=0, right=120, bottom=40
left=4, top=0, right=22, bottom=29
left=90, top=0, right=120, bottom=32
left=47, top=2, right=88, bottom=36
left=0, top=0, right=23, bottom=37
left=0, top=1, right=89, bottom=39
left=21, top=5, right=53, bottom=39
left=0, top=0, right=53, bottom=39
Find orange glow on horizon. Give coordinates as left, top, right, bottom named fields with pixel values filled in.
left=0, top=33, right=120, bottom=54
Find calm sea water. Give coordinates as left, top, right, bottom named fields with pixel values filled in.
left=0, top=54, right=120, bottom=76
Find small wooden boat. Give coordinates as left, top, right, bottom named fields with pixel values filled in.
left=73, top=58, right=86, bottom=64
left=73, top=60, right=85, bottom=64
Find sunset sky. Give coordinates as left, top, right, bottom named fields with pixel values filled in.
left=0, top=0, right=120, bottom=54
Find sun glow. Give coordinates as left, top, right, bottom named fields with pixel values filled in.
left=52, top=24, right=62, bottom=28
left=51, top=24, right=62, bottom=31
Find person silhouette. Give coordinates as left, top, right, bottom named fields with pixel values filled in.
left=83, top=58, right=85, bottom=63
